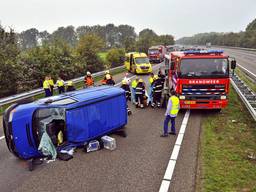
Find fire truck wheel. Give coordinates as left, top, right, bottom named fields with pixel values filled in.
left=213, top=109, right=222, bottom=113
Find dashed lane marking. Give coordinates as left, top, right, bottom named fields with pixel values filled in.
left=159, top=110, right=191, bottom=192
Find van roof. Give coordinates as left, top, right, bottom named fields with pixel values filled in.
left=36, top=86, right=125, bottom=107
left=126, top=52, right=147, bottom=57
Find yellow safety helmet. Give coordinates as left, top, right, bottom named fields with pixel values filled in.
left=138, top=79, right=143, bottom=83
left=67, top=81, right=73, bottom=86
left=106, top=74, right=111, bottom=80
left=153, top=75, right=158, bottom=80
left=122, top=80, right=127, bottom=85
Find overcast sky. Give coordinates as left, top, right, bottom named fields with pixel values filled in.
left=0, top=0, right=255, bottom=39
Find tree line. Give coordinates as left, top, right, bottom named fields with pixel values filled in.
left=0, top=24, right=174, bottom=98
left=176, top=18, right=256, bottom=48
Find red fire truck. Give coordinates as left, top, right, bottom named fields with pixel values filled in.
left=164, top=50, right=235, bottom=110
left=148, top=45, right=166, bottom=63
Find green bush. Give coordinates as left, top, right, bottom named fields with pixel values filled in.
left=106, top=48, right=125, bottom=68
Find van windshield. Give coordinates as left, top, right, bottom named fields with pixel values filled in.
left=135, top=57, right=150, bottom=64
left=148, top=49, right=159, bottom=54
left=32, top=108, right=66, bottom=146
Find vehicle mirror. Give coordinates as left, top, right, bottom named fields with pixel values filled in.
left=231, top=60, right=236, bottom=70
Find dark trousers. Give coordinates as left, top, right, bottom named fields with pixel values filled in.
left=58, top=86, right=65, bottom=94
left=50, top=86, right=54, bottom=96
left=44, top=89, right=52, bottom=97
left=135, top=94, right=143, bottom=104
left=163, top=115, right=176, bottom=134
left=153, top=92, right=161, bottom=104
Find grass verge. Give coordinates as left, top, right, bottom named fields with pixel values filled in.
left=199, top=87, right=256, bottom=192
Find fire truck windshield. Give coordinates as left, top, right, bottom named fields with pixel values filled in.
left=135, top=57, right=150, bottom=64
left=148, top=49, right=159, bottom=54
left=180, top=58, right=229, bottom=78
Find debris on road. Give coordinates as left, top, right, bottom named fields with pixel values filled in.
left=86, top=140, right=100, bottom=152
left=101, top=135, right=116, bottom=150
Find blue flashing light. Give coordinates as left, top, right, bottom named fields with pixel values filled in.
left=183, top=50, right=224, bottom=55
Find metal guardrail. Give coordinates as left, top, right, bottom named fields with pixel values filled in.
left=231, top=73, right=256, bottom=121
left=0, top=66, right=125, bottom=108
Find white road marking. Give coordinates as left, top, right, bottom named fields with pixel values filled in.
left=159, top=180, right=171, bottom=192
left=0, top=136, right=5, bottom=140
left=175, top=133, right=184, bottom=146
left=170, top=145, right=180, bottom=160
left=159, top=110, right=191, bottom=192
left=163, top=160, right=176, bottom=181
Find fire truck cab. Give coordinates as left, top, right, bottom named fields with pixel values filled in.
left=164, top=50, right=232, bottom=110
left=148, top=45, right=166, bottom=63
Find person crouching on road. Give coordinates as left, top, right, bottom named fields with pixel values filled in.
left=48, top=76, right=54, bottom=96
left=120, top=80, right=132, bottom=115
left=105, top=74, right=115, bottom=85
left=131, top=76, right=139, bottom=104
left=43, top=76, right=51, bottom=97
left=152, top=75, right=163, bottom=108
left=84, top=71, right=94, bottom=87
left=161, top=90, right=180, bottom=137
left=56, top=77, right=65, bottom=94
left=66, top=81, right=76, bottom=92
left=135, top=79, right=146, bottom=108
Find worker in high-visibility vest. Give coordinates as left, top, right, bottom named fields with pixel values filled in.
left=48, top=76, right=54, bottom=96
left=161, top=90, right=180, bottom=137
left=120, top=80, right=132, bottom=115
left=56, top=77, right=65, bottom=94
left=152, top=75, right=163, bottom=108
left=84, top=71, right=94, bottom=87
left=135, top=79, right=146, bottom=108
left=131, top=76, right=139, bottom=104
left=66, top=81, right=76, bottom=92
left=43, top=76, right=51, bottom=97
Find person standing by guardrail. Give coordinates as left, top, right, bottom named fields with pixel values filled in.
left=48, top=76, right=54, bottom=96
left=43, top=76, right=52, bottom=97
left=66, top=81, right=76, bottom=92
left=161, top=90, right=180, bottom=137
left=84, top=71, right=94, bottom=87
left=56, top=77, right=65, bottom=94
left=105, top=74, right=115, bottom=85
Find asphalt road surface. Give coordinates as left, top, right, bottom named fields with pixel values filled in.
left=0, top=63, right=200, bottom=192
left=1, top=47, right=253, bottom=192
left=214, top=47, right=256, bottom=75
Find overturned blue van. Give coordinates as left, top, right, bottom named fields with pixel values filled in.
left=3, top=86, right=127, bottom=161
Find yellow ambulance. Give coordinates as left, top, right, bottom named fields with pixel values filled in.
left=124, top=52, right=152, bottom=74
